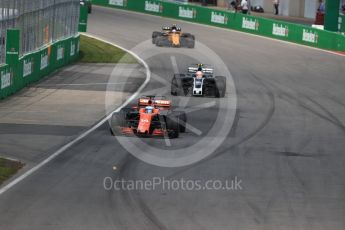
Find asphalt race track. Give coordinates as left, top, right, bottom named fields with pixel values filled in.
left=1, top=5, right=345, bottom=230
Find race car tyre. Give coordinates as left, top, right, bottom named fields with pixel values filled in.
left=182, top=33, right=195, bottom=40
left=215, top=76, right=226, bottom=98
left=171, top=84, right=182, bottom=96
left=156, top=37, right=170, bottom=47
left=186, top=86, right=193, bottom=96
left=180, top=37, right=194, bottom=49
left=152, top=31, right=162, bottom=44
left=110, top=110, right=127, bottom=136
left=187, top=39, right=195, bottom=48
left=165, top=115, right=180, bottom=138
left=204, top=85, right=217, bottom=97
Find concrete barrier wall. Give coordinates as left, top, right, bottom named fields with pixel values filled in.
left=92, top=0, right=345, bottom=52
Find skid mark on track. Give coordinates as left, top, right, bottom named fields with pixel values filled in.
left=113, top=157, right=168, bottom=230
left=229, top=109, right=241, bottom=138
left=214, top=72, right=276, bottom=155
left=281, top=93, right=345, bottom=134
left=163, top=72, right=276, bottom=179
left=277, top=151, right=324, bottom=158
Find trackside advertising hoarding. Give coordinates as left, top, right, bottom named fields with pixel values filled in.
left=93, top=0, right=345, bottom=52
left=0, top=35, right=80, bottom=100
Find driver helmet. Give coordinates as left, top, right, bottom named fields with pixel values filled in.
left=145, top=106, right=154, bottom=114
left=196, top=71, right=203, bottom=79
left=171, top=24, right=177, bottom=32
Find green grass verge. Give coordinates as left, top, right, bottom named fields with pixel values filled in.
left=79, top=35, right=138, bottom=63
left=0, top=158, right=24, bottom=185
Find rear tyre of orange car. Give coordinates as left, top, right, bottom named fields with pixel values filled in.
left=181, top=35, right=195, bottom=48
left=110, top=110, right=127, bottom=136
left=188, top=40, right=195, bottom=49
left=165, top=115, right=180, bottom=139
left=182, top=33, right=195, bottom=41
left=152, top=31, right=162, bottom=44
left=156, top=37, right=170, bottom=47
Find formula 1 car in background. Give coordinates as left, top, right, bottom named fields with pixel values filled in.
left=152, top=24, right=195, bottom=48
left=110, top=96, right=187, bottom=139
left=171, top=64, right=226, bottom=97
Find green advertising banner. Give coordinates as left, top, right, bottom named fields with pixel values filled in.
left=5, top=29, right=20, bottom=66
left=92, top=0, right=345, bottom=52
left=0, top=64, right=14, bottom=99
left=325, top=0, right=340, bottom=32
left=1, top=35, right=80, bottom=100
left=79, top=5, right=89, bottom=32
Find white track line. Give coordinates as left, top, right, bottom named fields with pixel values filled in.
left=40, top=82, right=131, bottom=86
left=0, top=34, right=151, bottom=195
left=170, top=56, right=179, bottom=74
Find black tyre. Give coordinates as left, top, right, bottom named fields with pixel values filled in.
left=110, top=110, right=127, bottom=136
left=187, top=39, right=195, bottom=49
left=165, top=115, right=179, bottom=139
left=186, top=86, right=193, bottom=96
left=171, top=76, right=178, bottom=95
left=156, top=36, right=171, bottom=47
left=203, top=84, right=216, bottom=97
left=182, top=33, right=195, bottom=40
left=152, top=31, right=161, bottom=44
left=156, top=39, right=163, bottom=47
left=215, top=76, right=226, bottom=98
left=182, top=33, right=195, bottom=48
left=180, top=37, right=188, bottom=48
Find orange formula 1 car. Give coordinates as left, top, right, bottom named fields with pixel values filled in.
left=152, top=24, right=195, bottom=48
left=110, top=96, right=187, bottom=139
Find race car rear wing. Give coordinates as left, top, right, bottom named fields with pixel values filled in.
left=162, top=26, right=181, bottom=31
left=188, top=67, right=214, bottom=74
left=154, top=99, right=171, bottom=107
left=138, top=98, right=171, bottom=108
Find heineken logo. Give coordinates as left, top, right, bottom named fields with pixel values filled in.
left=57, top=46, right=64, bottom=60
left=242, top=17, right=259, bottom=31
left=179, top=6, right=196, bottom=19
left=109, top=0, right=127, bottom=7
left=1, top=71, right=12, bottom=89
left=40, top=53, right=48, bottom=70
left=211, top=12, right=228, bottom=25
left=302, top=29, right=318, bottom=43
left=145, top=1, right=162, bottom=13
left=272, top=23, right=289, bottom=37
left=23, top=59, right=33, bottom=78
